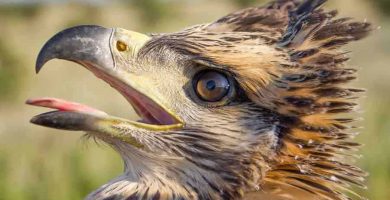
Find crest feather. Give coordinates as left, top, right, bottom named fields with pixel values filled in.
left=262, top=1, right=371, bottom=199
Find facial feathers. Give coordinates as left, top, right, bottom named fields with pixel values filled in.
left=142, top=0, right=371, bottom=199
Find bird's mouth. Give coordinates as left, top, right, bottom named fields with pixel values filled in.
left=27, top=25, right=183, bottom=143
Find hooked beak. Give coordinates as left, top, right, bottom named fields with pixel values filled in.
left=35, top=25, right=115, bottom=74
left=28, top=25, right=183, bottom=146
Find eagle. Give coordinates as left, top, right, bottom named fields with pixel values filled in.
left=27, top=0, right=372, bottom=199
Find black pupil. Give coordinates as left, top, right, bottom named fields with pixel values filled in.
left=206, top=80, right=216, bottom=90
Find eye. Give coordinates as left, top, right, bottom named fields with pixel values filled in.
left=194, top=71, right=230, bottom=102
left=116, top=41, right=128, bottom=52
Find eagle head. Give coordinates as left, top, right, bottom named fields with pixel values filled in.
left=27, top=0, right=372, bottom=199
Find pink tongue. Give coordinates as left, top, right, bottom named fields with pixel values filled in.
left=26, top=98, right=107, bottom=116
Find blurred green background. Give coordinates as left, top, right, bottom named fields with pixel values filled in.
left=0, top=0, right=388, bottom=199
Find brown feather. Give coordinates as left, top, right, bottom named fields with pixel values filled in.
left=139, top=0, right=372, bottom=199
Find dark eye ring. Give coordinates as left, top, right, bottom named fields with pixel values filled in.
left=193, top=71, right=231, bottom=102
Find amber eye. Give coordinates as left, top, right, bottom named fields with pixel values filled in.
left=116, top=41, right=128, bottom=52
left=195, top=71, right=230, bottom=102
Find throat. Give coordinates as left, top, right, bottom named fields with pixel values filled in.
left=85, top=176, right=193, bottom=200
left=85, top=149, right=241, bottom=200
left=86, top=176, right=177, bottom=200
left=89, top=140, right=250, bottom=200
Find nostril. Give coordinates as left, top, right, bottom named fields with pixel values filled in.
left=116, top=40, right=128, bottom=52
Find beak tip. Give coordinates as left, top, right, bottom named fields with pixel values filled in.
left=35, top=66, right=41, bottom=74
left=35, top=54, right=47, bottom=74
left=30, top=115, right=41, bottom=125
left=29, top=115, right=49, bottom=128
left=35, top=67, right=42, bottom=74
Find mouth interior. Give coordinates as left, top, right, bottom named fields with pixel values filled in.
left=27, top=67, right=181, bottom=127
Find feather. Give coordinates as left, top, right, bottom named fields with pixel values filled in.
left=139, top=0, right=372, bottom=199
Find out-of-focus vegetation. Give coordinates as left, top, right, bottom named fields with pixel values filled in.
left=0, top=4, right=41, bottom=18
left=231, top=0, right=260, bottom=7
left=0, top=0, right=388, bottom=200
left=0, top=41, right=22, bottom=101
left=130, top=0, right=174, bottom=27
left=374, top=0, right=390, bottom=16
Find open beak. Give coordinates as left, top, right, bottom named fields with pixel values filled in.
left=27, top=25, right=183, bottom=145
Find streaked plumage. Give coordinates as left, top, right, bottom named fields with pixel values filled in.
left=28, top=0, right=372, bottom=199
